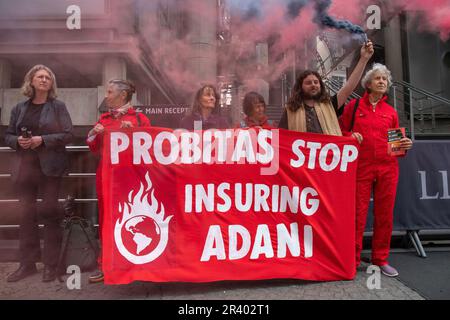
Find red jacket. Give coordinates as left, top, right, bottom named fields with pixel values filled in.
left=339, top=92, right=400, bottom=163
left=87, top=108, right=151, bottom=154
left=235, top=115, right=274, bottom=129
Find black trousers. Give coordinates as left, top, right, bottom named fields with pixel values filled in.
left=16, top=156, right=63, bottom=267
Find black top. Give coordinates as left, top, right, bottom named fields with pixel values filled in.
left=18, top=102, right=45, bottom=136
left=278, top=95, right=341, bottom=131
left=179, top=112, right=230, bottom=130
left=4, top=99, right=74, bottom=181
left=304, top=103, right=323, bottom=134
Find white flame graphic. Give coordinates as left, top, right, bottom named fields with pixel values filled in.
left=114, top=172, right=173, bottom=264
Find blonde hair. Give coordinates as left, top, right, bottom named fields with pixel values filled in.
left=361, top=63, right=393, bottom=91
left=21, top=64, right=58, bottom=99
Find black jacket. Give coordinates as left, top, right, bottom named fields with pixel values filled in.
left=4, top=98, right=73, bottom=181
left=179, top=112, right=230, bottom=130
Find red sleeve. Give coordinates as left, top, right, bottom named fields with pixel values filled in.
left=339, top=99, right=356, bottom=137
left=138, top=113, right=151, bottom=127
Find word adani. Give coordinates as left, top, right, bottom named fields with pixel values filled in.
left=200, top=222, right=313, bottom=262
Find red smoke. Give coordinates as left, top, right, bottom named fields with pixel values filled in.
left=128, top=0, right=450, bottom=98
left=396, top=0, right=450, bottom=41
left=328, top=0, right=369, bottom=24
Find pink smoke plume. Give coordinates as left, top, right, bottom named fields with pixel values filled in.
left=217, top=1, right=366, bottom=89
left=128, top=0, right=373, bottom=97
left=328, top=0, right=371, bottom=24
left=395, top=0, right=450, bottom=41
left=129, top=0, right=449, bottom=98
left=215, top=0, right=370, bottom=90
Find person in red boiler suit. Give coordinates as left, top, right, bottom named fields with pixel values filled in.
left=339, top=64, right=412, bottom=277
left=86, top=79, right=150, bottom=283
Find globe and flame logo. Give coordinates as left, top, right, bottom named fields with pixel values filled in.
left=114, top=172, right=173, bottom=264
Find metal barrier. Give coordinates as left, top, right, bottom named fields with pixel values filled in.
left=392, top=81, right=450, bottom=138
left=0, top=145, right=98, bottom=227
left=324, top=78, right=450, bottom=138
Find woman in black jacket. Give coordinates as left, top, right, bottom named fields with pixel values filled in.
left=179, top=84, right=229, bottom=130
left=4, top=64, right=73, bottom=282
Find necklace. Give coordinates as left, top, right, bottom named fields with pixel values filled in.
left=369, top=95, right=382, bottom=105
left=369, top=99, right=379, bottom=112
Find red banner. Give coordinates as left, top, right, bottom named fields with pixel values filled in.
left=101, top=127, right=359, bottom=284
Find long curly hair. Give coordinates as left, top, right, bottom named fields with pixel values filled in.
left=287, top=70, right=329, bottom=112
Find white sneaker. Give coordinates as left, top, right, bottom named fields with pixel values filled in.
left=380, top=264, right=399, bottom=277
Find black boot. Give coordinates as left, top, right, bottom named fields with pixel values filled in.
left=6, top=264, right=37, bottom=282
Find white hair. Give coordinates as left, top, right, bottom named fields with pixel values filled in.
left=361, top=63, right=393, bottom=91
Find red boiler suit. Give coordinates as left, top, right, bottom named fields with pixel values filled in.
left=339, top=92, right=401, bottom=267
left=86, top=109, right=151, bottom=268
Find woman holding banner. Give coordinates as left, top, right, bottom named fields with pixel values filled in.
left=87, top=79, right=150, bottom=283
left=339, top=64, right=413, bottom=277
left=179, top=84, right=229, bottom=130
left=236, top=91, right=274, bottom=129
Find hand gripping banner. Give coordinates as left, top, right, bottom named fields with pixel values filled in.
left=100, top=127, right=359, bottom=284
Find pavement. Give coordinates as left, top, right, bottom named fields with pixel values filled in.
left=0, top=261, right=424, bottom=300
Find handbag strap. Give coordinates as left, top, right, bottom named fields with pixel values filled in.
left=349, top=98, right=360, bottom=132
